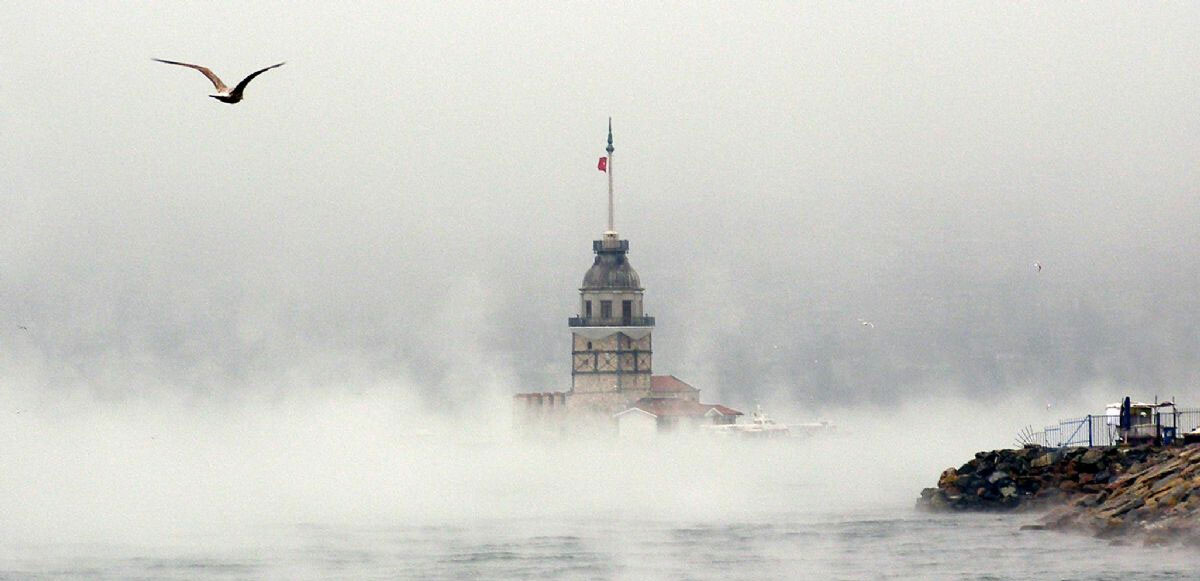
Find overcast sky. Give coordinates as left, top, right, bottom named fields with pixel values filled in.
left=2, top=3, right=1198, bottom=414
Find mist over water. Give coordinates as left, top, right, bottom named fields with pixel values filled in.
left=4, top=384, right=1195, bottom=578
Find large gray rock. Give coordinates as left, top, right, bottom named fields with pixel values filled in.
left=1080, top=448, right=1105, bottom=466
left=1031, top=453, right=1055, bottom=468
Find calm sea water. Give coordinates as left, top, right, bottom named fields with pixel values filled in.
left=3, top=506, right=1193, bottom=579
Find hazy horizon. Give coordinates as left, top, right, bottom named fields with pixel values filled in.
left=4, top=3, right=1199, bottom=417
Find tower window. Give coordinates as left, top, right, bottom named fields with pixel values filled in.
left=600, top=300, right=612, bottom=319
left=587, top=341, right=592, bottom=350
left=622, top=300, right=632, bottom=324
left=585, top=300, right=592, bottom=318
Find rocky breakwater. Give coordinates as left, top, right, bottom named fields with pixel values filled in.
left=918, top=445, right=1153, bottom=512
left=919, top=444, right=1200, bottom=545
left=1040, top=445, right=1200, bottom=545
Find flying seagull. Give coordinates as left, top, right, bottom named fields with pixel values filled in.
left=16, top=325, right=27, bottom=331
left=1033, top=261, right=1042, bottom=272
left=153, top=59, right=285, bottom=103
left=858, top=319, right=875, bottom=329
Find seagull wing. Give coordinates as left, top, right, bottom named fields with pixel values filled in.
left=228, top=62, right=285, bottom=100
left=154, top=59, right=228, bottom=93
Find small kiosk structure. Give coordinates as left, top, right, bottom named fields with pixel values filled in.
left=1108, top=397, right=1179, bottom=446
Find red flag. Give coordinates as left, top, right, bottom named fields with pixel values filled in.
left=597, top=156, right=607, bottom=172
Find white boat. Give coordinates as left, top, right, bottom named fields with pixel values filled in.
left=703, top=405, right=792, bottom=438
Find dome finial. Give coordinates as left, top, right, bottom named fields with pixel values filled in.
left=606, top=117, right=614, bottom=154
left=604, top=117, right=616, bottom=236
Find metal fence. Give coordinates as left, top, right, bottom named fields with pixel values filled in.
left=1178, top=409, right=1200, bottom=435
left=1022, top=408, right=1200, bottom=448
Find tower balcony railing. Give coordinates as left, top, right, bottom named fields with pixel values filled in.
left=568, top=315, right=655, bottom=327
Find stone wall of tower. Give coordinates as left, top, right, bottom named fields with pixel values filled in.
left=570, top=331, right=652, bottom=412
left=565, top=390, right=628, bottom=415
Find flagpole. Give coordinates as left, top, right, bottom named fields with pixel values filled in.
left=606, top=117, right=615, bottom=234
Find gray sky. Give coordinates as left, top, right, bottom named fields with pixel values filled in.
left=3, top=2, right=1199, bottom=412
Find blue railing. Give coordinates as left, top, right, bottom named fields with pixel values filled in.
left=1024, top=408, right=1199, bottom=448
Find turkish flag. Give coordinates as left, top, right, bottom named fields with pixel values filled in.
left=597, top=157, right=607, bottom=172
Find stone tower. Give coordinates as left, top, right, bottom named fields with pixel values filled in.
left=567, top=120, right=655, bottom=413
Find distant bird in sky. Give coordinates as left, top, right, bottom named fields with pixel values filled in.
left=153, top=59, right=285, bottom=103
left=16, top=325, right=27, bottom=331
left=858, top=319, right=875, bottom=329
left=1033, top=261, right=1042, bottom=272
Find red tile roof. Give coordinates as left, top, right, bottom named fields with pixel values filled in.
left=707, top=405, right=744, bottom=416
left=650, top=375, right=698, bottom=393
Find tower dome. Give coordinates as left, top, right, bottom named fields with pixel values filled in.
left=582, top=241, right=642, bottom=290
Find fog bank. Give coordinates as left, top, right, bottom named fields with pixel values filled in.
left=1, top=384, right=1059, bottom=550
